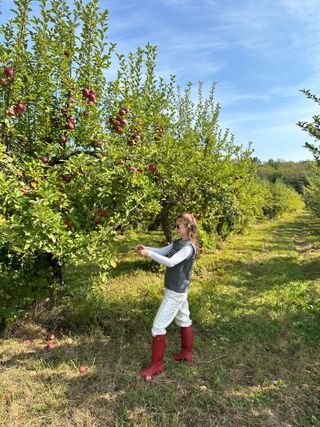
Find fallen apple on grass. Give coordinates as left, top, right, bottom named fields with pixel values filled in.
left=45, top=341, right=54, bottom=350
left=79, top=365, right=88, bottom=374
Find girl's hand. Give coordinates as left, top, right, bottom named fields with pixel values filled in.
left=136, top=244, right=145, bottom=253
left=139, top=248, right=149, bottom=257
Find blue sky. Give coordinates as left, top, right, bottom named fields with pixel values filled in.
left=1, top=0, right=320, bottom=161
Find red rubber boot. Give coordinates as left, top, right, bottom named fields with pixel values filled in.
left=140, top=334, right=166, bottom=379
left=172, top=325, right=193, bottom=362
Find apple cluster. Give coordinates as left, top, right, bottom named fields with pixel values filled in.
left=154, top=126, right=164, bottom=141
left=58, top=106, right=77, bottom=145
left=94, top=208, right=106, bottom=224
left=1, top=66, right=14, bottom=85
left=82, top=87, right=97, bottom=106
left=6, top=100, right=27, bottom=116
left=63, top=208, right=106, bottom=231
left=109, top=107, right=130, bottom=135
left=127, top=163, right=157, bottom=174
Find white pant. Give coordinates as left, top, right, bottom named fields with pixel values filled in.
left=151, top=288, right=192, bottom=336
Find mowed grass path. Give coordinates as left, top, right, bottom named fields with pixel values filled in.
left=1, top=211, right=320, bottom=426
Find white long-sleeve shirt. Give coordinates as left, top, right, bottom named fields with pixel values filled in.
left=146, top=243, right=194, bottom=268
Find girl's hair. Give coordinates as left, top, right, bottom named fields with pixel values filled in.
left=175, top=213, right=199, bottom=254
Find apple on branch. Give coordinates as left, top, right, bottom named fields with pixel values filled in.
left=148, top=164, right=157, bottom=173
left=60, top=135, right=67, bottom=145
left=4, top=66, right=14, bottom=78
left=41, top=156, right=49, bottom=164
left=16, top=102, right=27, bottom=112
left=82, top=88, right=90, bottom=98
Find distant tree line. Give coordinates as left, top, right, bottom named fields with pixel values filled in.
left=252, top=158, right=316, bottom=194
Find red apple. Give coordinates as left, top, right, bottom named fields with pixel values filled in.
left=88, top=93, right=96, bottom=102
left=98, top=209, right=106, bottom=217
left=148, top=164, right=157, bottom=172
left=16, top=102, right=26, bottom=112
left=0, top=77, right=6, bottom=84
left=23, top=339, right=33, bottom=345
left=127, top=140, right=134, bottom=146
left=79, top=365, right=88, bottom=374
left=82, top=88, right=90, bottom=97
left=68, top=115, right=75, bottom=122
left=129, top=166, right=138, bottom=173
left=68, top=96, right=75, bottom=103
left=87, top=100, right=94, bottom=106
left=119, top=108, right=127, bottom=116
left=94, top=215, right=101, bottom=224
left=64, top=219, right=73, bottom=230
left=4, top=66, right=14, bottom=77
left=41, top=156, right=49, bottom=164
left=45, top=341, right=54, bottom=350
left=61, top=108, right=68, bottom=114
left=118, top=118, right=128, bottom=126
left=66, top=121, right=74, bottom=130
left=89, top=89, right=96, bottom=96
left=62, top=175, right=72, bottom=183
left=60, top=135, right=67, bottom=144
left=113, top=126, right=123, bottom=134
left=48, top=333, right=55, bottom=341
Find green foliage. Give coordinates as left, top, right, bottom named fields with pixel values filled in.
left=257, top=159, right=316, bottom=193
left=298, top=89, right=320, bottom=163
left=303, top=169, right=320, bottom=215
left=261, top=179, right=305, bottom=218
left=0, top=0, right=307, bottom=326
left=297, top=89, right=320, bottom=214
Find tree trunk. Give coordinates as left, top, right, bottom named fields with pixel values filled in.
left=41, top=252, right=65, bottom=291
left=161, top=200, right=172, bottom=242
left=0, top=316, right=6, bottom=338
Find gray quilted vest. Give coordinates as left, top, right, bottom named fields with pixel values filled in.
left=164, top=239, right=196, bottom=293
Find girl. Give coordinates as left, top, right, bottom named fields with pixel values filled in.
left=137, top=213, right=199, bottom=380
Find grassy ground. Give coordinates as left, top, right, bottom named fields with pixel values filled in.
left=1, top=211, right=320, bottom=426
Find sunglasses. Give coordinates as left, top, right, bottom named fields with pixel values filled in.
left=176, top=223, right=185, bottom=229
